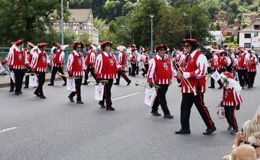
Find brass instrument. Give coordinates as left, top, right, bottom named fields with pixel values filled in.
left=135, top=81, right=160, bottom=89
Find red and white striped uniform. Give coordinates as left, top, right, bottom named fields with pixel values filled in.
left=117, top=51, right=127, bottom=71
left=211, top=52, right=220, bottom=70
left=222, top=86, right=242, bottom=106
left=129, top=52, right=137, bottom=63
left=67, top=50, right=86, bottom=76
left=181, top=49, right=208, bottom=93
left=8, top=45, right=28, bottom=69
left=31, top=49, right=49, bottom=72
left=237, top=51, right=250, bottom=70
left=247, top=54, right=258, bottom=72
left=85, top=49, right=96, bottom=67
left=95, top=52, right=118, bottom=79
left=52, top=49, right=65, bottom=67
left=141, top=53, right=149, bottom=65
left=147, top=55, right=177, bottom=84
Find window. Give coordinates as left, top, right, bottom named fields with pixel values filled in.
left=244, top=43, right=251, bottom=48
left=79, top=26, right=83, bottom=30
left=244, top=34, right=251, bottom=38
left=254, top=25, right=260, bottom=30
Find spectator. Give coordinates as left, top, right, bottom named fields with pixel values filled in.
left=231, top=144, right=257, bottom=160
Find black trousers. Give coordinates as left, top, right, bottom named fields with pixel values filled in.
left=69, top=76, right=83, bottom=101
left=25, top=74, right=29, bottom=87
left=224, top=106, right=238, bottom=130
left=84, top=65, right=98, bottom=83
left=136, top=62, right=139, bottom=75
left=115, top=70, right=131, bottom=84
left=237, top=69, right=249, bottom=87
left=210, top=69, right=224, bottom=87
left=248, top=72, right=256, bottom=88
left=10, top=77, right=15, bottom=90
left=99, top=79, right=113, bottom=107
left=50, top=66, right=66, bottom=84
left=152, top=84, right=171, bottom=115
left=13, top=69, right=25, bottom=93
left=180, top=93, right=215, bottom=130
left=142, top=64, right=149, bottom=76
left=131, top=62, right=137, bottom=76
left=35, top=72, right=46, bottom=96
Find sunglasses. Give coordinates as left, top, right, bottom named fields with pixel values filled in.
left=184, top=45, right=191, bottom=48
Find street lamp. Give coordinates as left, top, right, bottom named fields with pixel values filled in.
left=61, top=0, right=64, bottom=45
left=150, top=14, right=154, bottom=53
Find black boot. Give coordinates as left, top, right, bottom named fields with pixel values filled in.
left=175, top=129, right=191, bottom=134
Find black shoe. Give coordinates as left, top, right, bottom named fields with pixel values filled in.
left=48, top=83, right=54, bottom=86
left=142, top=73, right=145, bottom=77
left=68, top=95, right=74, bottom=102
left=34, top=91, right=40, bottom=97
left=164, top=114, right=174, bottom=119
left=82, top=82, right=88, bottom=85
left=24, top=86, right=28, bottom=89
left=9, top=89, right=14, bottom=92
left=18, top=91, right=22, bottom=94
left=227, top=125, right=232, bottom=131
left=127, top=81, right=131, bottom=86
left=208, top=86, right=215, bottom=88
left=39, top=95, right=46, bottom=99
left=98, top=102, right=105, bottom=108
left=151, top=111, right=161, bottom=116
left=106, top=106, right=115, bottom=111
left=14, top=92, right=20, bottom=95
left=76, top=100, right=84, bottom=104
left=230, top=129, right=238, bottom=135
left=114, top=82, right=119, bottom=85
left=62, top=83, right=66, bottom=86
left=203, top=127, right=216, bottom=135
left=175, top=129, right=191, bottom=134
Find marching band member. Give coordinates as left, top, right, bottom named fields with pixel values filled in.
left=141, top=49, right=149, bottom=77
left=83, top=43, right=98, bottom=85
left=147, top=44, right=177, bottom=119
left=208, top=47, right=223, bottom=89
left=31, top=43, right=50, bottom=99
left=237, top=47, right=250, bottom=89
left=8, top=40, right=28, bottom=95
left=95, top=41, right=117, bottom=111
left=24, top=42, right=36, bottom=88
left=67, top=42, right=86, bottom=104
left=247, top=50, right=258, bottom=88
left=220, top=72, right=242, bottom=134
left=129, top=46, right=137, bottom=76
left=48, top=42, right=67, bottom=86
left=175, top=39, right=216, bottom=135
left=3, top=48, right=15, bottom=92
left=114, top=45, right=131, bottom=85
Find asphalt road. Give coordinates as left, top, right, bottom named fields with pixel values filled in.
left=0, top=71, right=260, bottom=160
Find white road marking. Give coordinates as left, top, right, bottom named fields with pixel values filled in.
left=0, top=127, right=17, bottom=133
left=112, top=92, right=140, bottom=101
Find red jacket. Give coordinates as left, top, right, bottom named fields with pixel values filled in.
left=147, top=55, right=173, bottom=84
left=95, top=52, right=117, bottom=79
left=67, top=50, right=85, bottom=76
left=52, top=49, right=65, bottom=67
left=9, top=46, right=27, bottom=69
left=31, top=49, right=49, bottom=72
left=222, top=87, right=242, bottom=106
left=247, top=54, right=258, bottom=72
left=85, top=50, right=96, bottom=67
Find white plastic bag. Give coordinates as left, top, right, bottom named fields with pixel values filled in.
left=29, top=74, right=38, bottom=87
left=217, top=105, right=225, bottom=119
left=10, top=71, right=15, bottom=83
left=66, top=77, right=76, bottom=92
left=144, top=88, right=157, bottom=107
left=211, top=70, right=221, bottom=81
left=0, top=63, right=5, bottom=73
left=95, top=85, right=104, bottom=101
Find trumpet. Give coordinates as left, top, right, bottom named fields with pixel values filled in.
left=135, top=81, right=160, bottom=89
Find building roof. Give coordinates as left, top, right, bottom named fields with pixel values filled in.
left=240, top=20, right=260, bottom=32
left=214, top=13, right=227, bottom=20
left=68, top=9, right=93, bottom=22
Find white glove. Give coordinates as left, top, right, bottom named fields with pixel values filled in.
left=183, top=72, right=190, bottom=79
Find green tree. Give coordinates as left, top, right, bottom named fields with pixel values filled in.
left=0, top=0, right=69, bottom=45
left=77, top=31, right=90, bottom=44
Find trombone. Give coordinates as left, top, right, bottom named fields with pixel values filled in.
left=172, top=61, right=197, bottom=96
left=135, top=81, right=160, bottom=89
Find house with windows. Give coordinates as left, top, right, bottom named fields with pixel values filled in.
left=239, top=19, right=260, bottom=53
left=54, top=9, right=99, bottom=45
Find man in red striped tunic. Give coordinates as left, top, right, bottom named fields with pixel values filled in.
left=24, top=42, right=36, bottom=88
left=95, top=41, right=117, bottom=111
left=247, top=50, right=258, bottom=88
left=67, top=42, right=86, bottom=104
left=31, top=43, right=50, bottom=99
left=8, top=40, right=29, bottom=95
left=48, top=42, right=67, bottom=86
left=175, top=39, right=216, bottom=135
left=147, top=44, right=177, bottom=119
